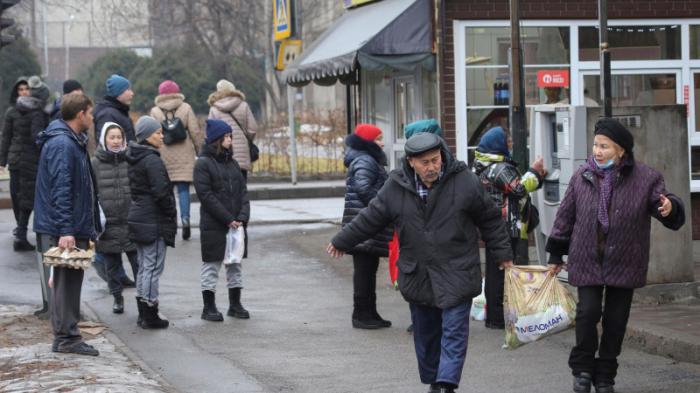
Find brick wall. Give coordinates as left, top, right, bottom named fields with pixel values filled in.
left=440, top=0, right=700, bottom=238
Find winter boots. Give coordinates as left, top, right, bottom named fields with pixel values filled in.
left=112, top=294, right=124, bottom=314
left=201, top=290, right=224, bottom=321
left=182, top=218, right=191, bottom=241
left=227, top=288, right=250, bottom=319
left=352, top=295, right=391, bottom=329
left=13, top=212, right=35, bottom=251
left=136, top=297, right=169, bottom=329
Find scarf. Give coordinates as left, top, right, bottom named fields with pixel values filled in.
left=587, top=155, right=618, bottom=234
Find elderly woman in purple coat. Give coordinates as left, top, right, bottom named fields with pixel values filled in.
left=545, top=118, right=685, bottom=393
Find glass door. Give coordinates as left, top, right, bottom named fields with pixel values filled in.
left=391, top=75, right=417, bottom=168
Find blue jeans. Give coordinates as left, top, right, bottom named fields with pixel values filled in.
left=173, top=182, right=190, bottom=221
left=410, top=301, right=472, bottom=388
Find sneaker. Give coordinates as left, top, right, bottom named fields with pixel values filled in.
left=52, top=341, right=99, bottom=356
left=113, top=294, right=124, bottom=314
left=595, top=382, right=615, bottom=393
left=573, top=372, right=593, bottom=393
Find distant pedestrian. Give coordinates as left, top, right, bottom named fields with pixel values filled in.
left=193, top=119, right=250, bottom=321
left=34, top=92, right=100, bottom=356
left=50, top=79, right=83, bottom=121
left=341, top=124, right=392, bottom=329
left=150, top=80, right=204, bottom=241
left=546, top=118, right=685, bottom=393
left=472, top=126, right=546, bottom=330
left=207, top=79, right=258, bottom=179
left=328, top=133, right=513, bottom=393
left=92, top=122, right=139, bottom=315
left=126, top=116, right=176, bottom=329
left=0, top=76, right=47, bottom=252
left=93, top=74, right=137, bottom=288
left=94, top=74, right=135, bottom=144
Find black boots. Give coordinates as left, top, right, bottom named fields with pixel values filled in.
left=429, top=383, right=456, bottom=393
left=370, top=293, right=391, bottom=328
left=137, top=297, right=169, bottom=329
left=573, top=372, right=593, bottom=393
left=182, top=218, right=191, bottom=240
left=13, top=212, right=35, bottom=251
left=352, top=296, right=391, bottom=329
left=594, top=382, right=615, bottom=393
left=201, top=290, right=223, bottom=321
left=113, top=294, right=124, bottom=314
left=227, top=288, right=249, bottom=319
left=13, top=238, right=35, bottom=251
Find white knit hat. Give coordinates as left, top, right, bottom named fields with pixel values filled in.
left=216, top=79, right=236, bottom=93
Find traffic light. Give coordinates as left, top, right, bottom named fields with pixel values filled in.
left=0, top=0, right=21, bottom=48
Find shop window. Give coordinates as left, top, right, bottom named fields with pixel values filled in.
left=692, top=146, right=700, bottom=181
left=364, top=70, right=393, bottom=137
left=691, top=26, right=700, bottom=59
left=465, top=27, right=570, bottom=66
left=695, top=73, right=700, bottom=132
left=583, top=74, right=677, bottom=107
left=421, top=69, right=439, bottom=120
left=579, top=25, right=681, bottom=61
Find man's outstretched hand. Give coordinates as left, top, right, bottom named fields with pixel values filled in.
left=326, top=243, right=345, bottom=258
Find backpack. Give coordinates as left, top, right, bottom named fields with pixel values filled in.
left=161, top=109, right=187, bottom=145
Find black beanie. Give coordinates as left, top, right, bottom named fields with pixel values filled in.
left=63, top=79, right=83, bottom=94
left=594, top=118, right=634, bottom=157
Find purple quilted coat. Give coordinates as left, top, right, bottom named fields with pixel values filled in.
left=546, top=159, right=685, bottom=289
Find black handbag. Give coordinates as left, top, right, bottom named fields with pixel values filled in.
left=229, top=113, right=260, bottom=162
left=161, top=110, right=187, bottom=145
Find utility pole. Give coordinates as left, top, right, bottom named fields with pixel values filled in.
left=509, top=0, right=527, bottom=172
left=599, top=0, right=612, bottom=117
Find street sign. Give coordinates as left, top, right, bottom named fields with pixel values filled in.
left=537, top=70, right=570, bottom=88
left=276, top=39, right=302, bottom=71
left=273, top=0, right=292, bottom=41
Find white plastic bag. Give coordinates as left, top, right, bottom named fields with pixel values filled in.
left=224, top=227, right=245, bottom=265
left=470, top=278, right=486, bottom=321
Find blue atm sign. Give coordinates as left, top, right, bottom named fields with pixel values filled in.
left=273, top=0, right=292, bottom=41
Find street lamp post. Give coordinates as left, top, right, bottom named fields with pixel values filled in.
left=64, top=14, right=74, bottom=80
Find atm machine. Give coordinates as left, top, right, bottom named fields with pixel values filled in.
left=529, top=105, right=588, bottom=275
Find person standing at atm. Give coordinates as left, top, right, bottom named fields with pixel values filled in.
left=546, top=118, right=685, bottom=393
left=472, top=126, right=547, bottom=329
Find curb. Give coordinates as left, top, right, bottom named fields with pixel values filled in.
left=81, top=301, right=180, bottom=393
left=625, top=323, right=700, bottom=365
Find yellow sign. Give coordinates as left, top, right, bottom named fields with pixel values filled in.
left=343, top=0, right=379, bottom=8
left=273, top=0, right=292, bottom=41
left=276, top=39, right=302, bottom=71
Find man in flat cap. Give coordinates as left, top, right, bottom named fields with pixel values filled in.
left=327, top=132, right=513, bottom=393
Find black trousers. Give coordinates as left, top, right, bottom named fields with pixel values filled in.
left=9, top=169, right=31, bottom=238
left=352, top=252, right=379, bottom=309
left=484, top=237, right=523, bottom=326
left=569, top=286, right=634, bottom=384
left=38, top=234, right=90, bottom=348
left=104, top=251, right=138, bottom=296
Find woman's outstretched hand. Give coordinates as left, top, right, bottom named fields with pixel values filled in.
left=658, top=194, right=672, bottom=217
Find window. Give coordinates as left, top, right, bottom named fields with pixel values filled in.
left=583, top=74, right=677, bottom=107
left=579, top=25, right=682, bottom=61
left=695, top=73, right=700, bottom=133
left=691, top=26, right=700, bottom=59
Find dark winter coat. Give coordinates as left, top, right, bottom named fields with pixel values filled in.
left=193, top=143, right=250, bottom=262
left=0, top=98, right=47, bottom=210
left=546, top=158, right=685, bottom=289
left=331, top=144, right=513, bottom=309
left=50, top=97, right=62, bottom=121
left=125, top=141, right=177, bottom=247
left=94, top=96, right=135, bottom=143
left=33, top=120, right=99, bottom=239
left=341, top=134, right=392, bottom=257
left=92, top=147, right=136, bottom=254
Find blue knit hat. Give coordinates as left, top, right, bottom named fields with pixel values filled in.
left=476, top=126, right=509, bottom=157
left=205, top=119, right=232, bottom=144
left=106, top=74, right=131, bottom=98
left=404, top=119, right=443, bottom=139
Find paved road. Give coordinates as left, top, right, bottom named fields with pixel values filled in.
left=2, top=216, right=700, bottom=392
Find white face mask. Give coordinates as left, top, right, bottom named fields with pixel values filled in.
left=595, top=158, right=615, bottom=169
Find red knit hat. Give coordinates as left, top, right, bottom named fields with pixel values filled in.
left=158, top=80, right=180, bottom=95
left=355, top=124, right=382, bottom=141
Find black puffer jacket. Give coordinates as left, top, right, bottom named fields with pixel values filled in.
left=341, top=134, right=392, bottom=256
left=92, top=147, right=136, bottom=253
left=332, top=144, right=513, bottom=309
left=193, top=143, right=250, bottom=262
left=94, top=96, right=135, bottom=142
left=125, top=141, right=177, bottom=247
left=0, top=96, right=47, bottom=210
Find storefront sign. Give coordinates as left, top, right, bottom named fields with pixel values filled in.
left=273, top=0, right=293, bottom=41
left=344, top=0, right=379, bottom=8
left=684, top=85, right=690, bottom=118
left=537, top=70, right=570, bottom=88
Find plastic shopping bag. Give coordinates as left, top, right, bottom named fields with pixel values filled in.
left=470, top=278, right=486, bottom=321
left=503, top=265, right=576, bottom=349
left=224, top=227, right=245, bottom=265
